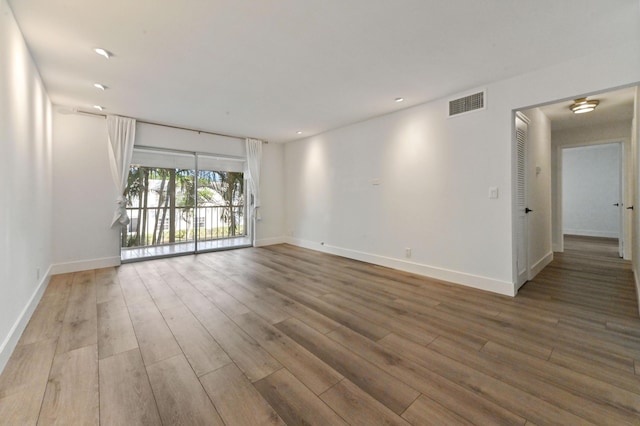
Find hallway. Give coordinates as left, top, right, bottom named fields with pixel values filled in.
left=521, top=235, right=638, bottom=318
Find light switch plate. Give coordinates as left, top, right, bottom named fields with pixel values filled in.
left=489, top=187, right=499, bottom=199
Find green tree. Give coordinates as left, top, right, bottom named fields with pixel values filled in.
left=199, top=171, right=244, bottom=236
left=123, top=166, right=148, bottom=247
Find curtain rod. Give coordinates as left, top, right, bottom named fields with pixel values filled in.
left=75, top=109, right=267, bottom=143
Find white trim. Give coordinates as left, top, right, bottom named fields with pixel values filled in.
left=285, top=237, right=515, bottom=297
left=515, top=111, right=531, bottom=124
left=255, top=236, right=287, bottom=247
left=554, top=144, right=564, bottom=253
left=556, top=137, right=628, bottom=150
left=133, top=144, right=246, bottom=160
left=513, top=111, right=530, bottom=288
left=51, top=256, right=121, bottom=275
left=530, top=251, right=553, bottom=281
left=0, top=265, right=52, bottom=374
left=556, top=138, right=631, bottom=258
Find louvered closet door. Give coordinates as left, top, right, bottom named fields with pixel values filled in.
left=515, top=114, right=529, bottom=288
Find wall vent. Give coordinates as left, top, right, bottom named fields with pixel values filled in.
left=448, top=90, right=486, bottom=117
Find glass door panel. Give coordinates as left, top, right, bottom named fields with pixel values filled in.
left=122, top=149, right=196, bottom=260
left=196, top=154, right=249, bottom=253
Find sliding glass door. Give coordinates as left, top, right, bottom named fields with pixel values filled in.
left=121, top=147, right=250, bottom=261
left=196, top=154, right=247, bottom=251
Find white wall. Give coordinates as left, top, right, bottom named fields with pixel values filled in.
left=553, top=120, right=632, bottom=144
left=256, top=142, right=285, bottom=246
left=285, top=99, right=515, bottom=295
left=284, top=39, right=640, bottom=296
left=0, top=0, right=53, bottom=372
left=521, top=108, right=553, bottom=278
left=52, top=112, right=120, bottom=273
left=51, top=115, right=285, bottom=271
left=562, top=144, right=621, bottom=238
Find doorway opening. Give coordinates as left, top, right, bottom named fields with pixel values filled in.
left=513, top=86, right=636, bottom=294
left=559, top=142, right=625, bottom=258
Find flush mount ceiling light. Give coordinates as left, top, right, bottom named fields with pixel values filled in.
left=395, top=97, right=404, bottom=103
left=569, top=97, right=599, bottom=114
left=93, top=105, right=104, bottom=111
left=93, top=83, right=107, bottom=90
left=94, top=48, right=111, bottom=59
left=296, top=131, right=303, bottom=135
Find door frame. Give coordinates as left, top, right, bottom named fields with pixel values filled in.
left=513, top=112, right=531, bottom=290
left=553, top=139, right=630, bottom=259
left=121, top=146, right=252, bottom=261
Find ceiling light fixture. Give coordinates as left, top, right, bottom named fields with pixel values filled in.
left=569, top=97, right=599, bottom=114
left=94, top=48, right=111, bottom=59
left=296, top=131, right=303, bottom=135
left=395, top=97, right=404, bottom=103
left=93, top=105, right=104, bottom=111
left=93, top=83, right=107, bottom=90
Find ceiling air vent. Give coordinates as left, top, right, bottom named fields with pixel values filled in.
left=448, top=90, right=486, bottom=117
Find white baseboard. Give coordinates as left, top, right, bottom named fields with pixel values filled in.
left=255, top=236, right=287, bottom=247
left=0, top=265, right=52, bottom=375
left=563, top=229, right=619, bottom=238
left=552, top=243, right=563, bottom=253
left=285, top=237, right=515, bottom=297
left=51, top=256, right=121, bottom=275
left=530, top=251, right=553, bottom=281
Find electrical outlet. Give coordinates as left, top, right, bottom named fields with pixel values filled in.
left=405, top=248, right=411, bottom=258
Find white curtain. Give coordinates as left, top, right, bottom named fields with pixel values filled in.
left=107, top=115, right=136, bottom=227
left=246, top=138, right=263, bottom=231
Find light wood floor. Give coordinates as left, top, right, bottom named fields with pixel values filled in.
left=1, top=236, right=639, bottom=425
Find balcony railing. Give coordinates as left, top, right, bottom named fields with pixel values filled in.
left=123, top=204, right=245, bottom=248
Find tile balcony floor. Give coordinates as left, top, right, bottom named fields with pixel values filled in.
left=121, top=236, right=252, bottom=261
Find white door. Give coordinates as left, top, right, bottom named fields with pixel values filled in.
left=515, top=113, right=530, bottom=289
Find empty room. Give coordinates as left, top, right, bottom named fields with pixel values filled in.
left=2, top=0, right=640, bottom=424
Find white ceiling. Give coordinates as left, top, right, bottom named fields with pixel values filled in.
left=7, top=0, right=638, bottom=142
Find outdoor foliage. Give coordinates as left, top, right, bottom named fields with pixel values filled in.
left=122, top=166, right=245, bottom=248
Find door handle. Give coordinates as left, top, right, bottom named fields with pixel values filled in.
left=627, top=206, right=634, bottom=210
left=613, top=203, right=620, bottom=206
left=525, top=208, right=533, bottom=213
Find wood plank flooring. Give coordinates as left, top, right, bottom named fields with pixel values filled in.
left=1, top=235, right=639, bottom=425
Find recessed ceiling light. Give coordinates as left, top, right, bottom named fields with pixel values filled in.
left=93, top=83, right=107, bottom=90
left=395, top=97, right=404, bottom=103
left=93, top=105, right=104, bottom=111
left=94, top=48, right=111, bottom=59
left=296, top=131, right=303, bottom=135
